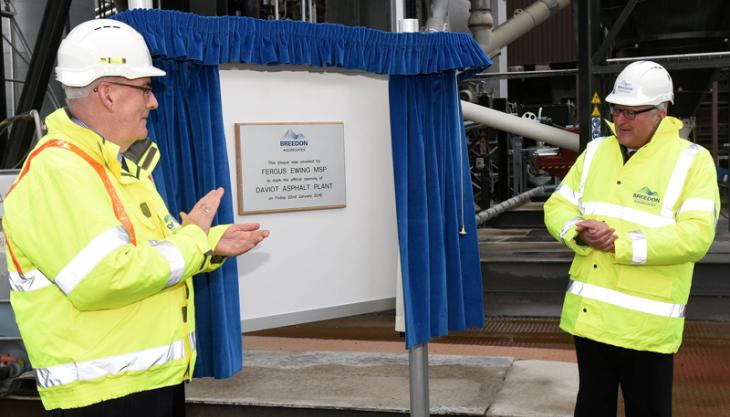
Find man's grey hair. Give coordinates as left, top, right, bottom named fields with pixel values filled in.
left=656, top=102, right=669, bottom=111
left=63, top=78, right=104, bottom=102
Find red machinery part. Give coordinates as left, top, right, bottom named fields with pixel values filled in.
left=535, top=149, right=578, bottom=180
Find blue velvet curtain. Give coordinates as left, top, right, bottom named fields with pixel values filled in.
left=116, top=8, right=491, bottom=373
left=389, top=72, right=484, bottom=348
left=144, top=59, right=241, bottom=378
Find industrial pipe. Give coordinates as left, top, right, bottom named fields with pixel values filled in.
left=461, top=100, right=579, bottom=151
left=468, top=0, right=493, bottom=52
left=127, top=0, right=153, bottom=9
left=425, top=0, right=450, bottom=32
left=475, top=185, right=555, bottom=225
left=486, top=0, right=570, bottom=58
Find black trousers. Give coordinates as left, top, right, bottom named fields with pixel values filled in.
left=574, top=336, right=673, bottom=417
left=45, top=383, right=185, bottom=417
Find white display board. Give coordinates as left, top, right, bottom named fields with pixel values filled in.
left=235, top=122, right=346, bottom=214
left=220, top=65, right=399, bottom=331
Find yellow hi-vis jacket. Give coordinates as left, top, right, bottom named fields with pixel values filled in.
left=2, top=108, right=230, bottom=410
left=544, top=116, right=720, bottom=354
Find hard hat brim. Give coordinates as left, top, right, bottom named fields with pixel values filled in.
left=605, top=92, right=673, bottom=107
left=57, top=65, right=166, bottom=88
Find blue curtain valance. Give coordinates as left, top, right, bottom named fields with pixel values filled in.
left=115, top=9, right=490, bottom=75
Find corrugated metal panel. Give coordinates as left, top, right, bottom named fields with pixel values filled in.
left=505, top=0, right=576, bottom=67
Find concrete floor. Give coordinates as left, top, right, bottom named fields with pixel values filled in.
left=184, top=346, right=578, bottom=417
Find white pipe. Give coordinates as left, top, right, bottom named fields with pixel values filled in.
left=425, top=0, right=450, bottom=32
left=487, top=0, right=570, bottom=57
left=128, top=0, right=153, bottom=9
left=461, top=100, right=579, bottom=151
left=398, top=18, right=420, bottom=33
left=468, top=0, right=493, bottom=53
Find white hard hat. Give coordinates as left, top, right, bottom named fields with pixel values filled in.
left=55, top=19, right=165, bottom=87
left=605, top=60, right=674, bottom=106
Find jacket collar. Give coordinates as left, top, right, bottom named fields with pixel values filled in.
left=45, top=108, right=159, bottom=182
left=604, top=116, right=683, bottom=151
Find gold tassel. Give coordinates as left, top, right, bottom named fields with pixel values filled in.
left=459, top=224, right=467, bottom=235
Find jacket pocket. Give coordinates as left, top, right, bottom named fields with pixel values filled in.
left=616, top=264, right=673, bottom=300
left=125, top=201, right=160, bottom=234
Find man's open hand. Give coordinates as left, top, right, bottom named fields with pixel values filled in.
left=214, top=223, right=270, bottom=257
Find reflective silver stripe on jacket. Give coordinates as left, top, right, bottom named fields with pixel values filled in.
left=661, top=144, right=699, bottom=219
left=678, top=197, right=717, bottom=219
left=35, top=337, right=186, bottom=389
left=189, top=331, right=197, bottom=352
left=560, top=216, right=583, bottom=245
left=8, top=269, right=53, bottom=292
left=55, top=226, right=131, bottom=295
left=149, top=240, right=185, bottom=288
left=580, top=202, right=675, bottom=228
left=628, top=231, right=647, bottom=265
left=555, top=183, right=580, bottom=207
left=567, top=280, right=685, bottom=318
left=579, top=137, right=607, bottom=197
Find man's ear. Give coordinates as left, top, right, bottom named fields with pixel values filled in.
left=95, top=82, right=114, bottom=111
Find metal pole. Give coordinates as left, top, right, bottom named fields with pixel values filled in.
left=2, top=0, right=72, bottom=169
left=475, top=185, right=554, bottom=225
left=301, top=0, right=305, bottom=21
left=591, top=0, right=638, bottom=64
left=577, top=0, right=601, bottom=152
left=0, top=11, right=7, bottom=159
left=409, top=343, right=429, bottom=417
left=395, top=16, right=429, bottom=417
left=712, top=80, right=719, bottom=166
left=8, top=13, right=15, bottom=117
left=128, top=0, right=153, bottom=9
left=606, top=51, right=730, bottom=64
left=391, top=0, right=405, bottom=32
left=493, top=98, right=510, bottom=202
left=274, top=0, right=279, bottom=20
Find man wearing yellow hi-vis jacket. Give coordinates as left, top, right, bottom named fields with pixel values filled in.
left=545, top=60, right=720, bottom=417
left=2, top=19, right=269, bottom=415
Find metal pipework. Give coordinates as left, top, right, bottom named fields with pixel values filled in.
left=425, top=0, right=450, bottom=32
left=468, top=0, right=493, bottom=52
left=476, top=185, right=555, bottom=225
left=127, top=0, right=153, bottom=9
left=486, top=0, right=570, bottom=58
left=461, top=100, right=579, bottom=151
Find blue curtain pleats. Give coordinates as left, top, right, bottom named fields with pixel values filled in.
left=146, top=60, right=242, bottom=378
left=389, top=72, right=484, bottom=348
left=116, top=9, right=489, bottom=75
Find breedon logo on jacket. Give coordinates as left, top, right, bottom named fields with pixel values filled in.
left=633, top=186, right=661, bottom=206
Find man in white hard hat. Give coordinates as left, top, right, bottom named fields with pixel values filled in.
left=2, top=19, right=269, bottom=415
left=544, top=60, right=720, bottom=417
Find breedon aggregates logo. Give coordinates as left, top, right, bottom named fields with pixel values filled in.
left=279, top=129, right=308, bottom=152
left=633, top=186, right=661, bottom=207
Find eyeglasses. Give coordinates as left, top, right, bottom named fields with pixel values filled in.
left=102, top=81, right=154, bottom=98
left=609, top=105, right=657, bottom=121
